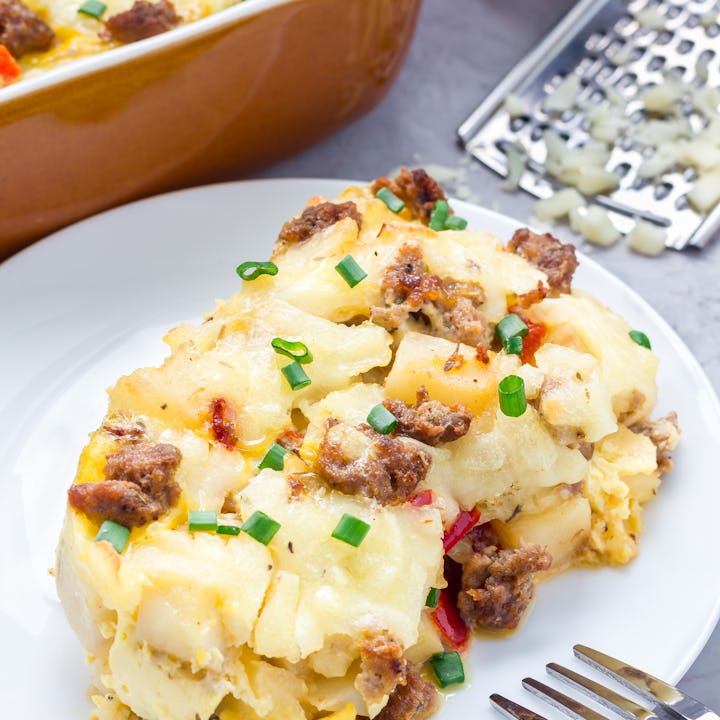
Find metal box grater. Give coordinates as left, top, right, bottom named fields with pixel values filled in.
left=458, top=0, right=720, bottom=249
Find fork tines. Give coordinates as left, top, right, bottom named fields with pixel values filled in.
left=490, top=645, right=719, bottom=720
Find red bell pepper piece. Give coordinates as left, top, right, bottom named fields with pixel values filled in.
left=0, top=45, right=20, bottom=84
left=432, top=587, right=469, bottom=651
left=409, top=489, right=434, bottom=507
left=520, top=318, right=546, bottom=364
left=442, top=506, right=480, bottom=553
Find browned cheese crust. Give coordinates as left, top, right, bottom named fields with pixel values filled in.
left=317, top=419, right=431, bottom=505
left=104, top=0, right=179, bottom=44
left=371, top=244, right=492, bottom=348
left=383, top=387, right=472, bottom=447
left=0, top=0, right=54, bottom=58
left=276, top=201, right=362, bottom=249
left=507, top=228, right=578, bottom=296
left=68, top=442, right=182, bottom=527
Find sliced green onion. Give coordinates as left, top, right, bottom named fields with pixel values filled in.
left=496, top=313, right=529, bottom=343
left=258, top=442, right=288, bottom=471
left=334, top=254, right=368, bottom=288
left=217, top=524, right=241, bottom=536
left=77, top=0, right=106, bottom=17
left=425, top=587, right=440, bottom=608
left=241, top=510, right=281, bottom=545
left=375, top=187, right=405, bottom=213
left=429, top=200, right=450, bottom=231
left=236, top=261, right=278, bottom=281
left=271, top=337, right=313, bottom=364
left=188, top=509, right=218, bottom=532
left=331, top=513, right=371, bottom=547
left=366, top=404, right=398, bottom=434
left=498, top=375, right=527, bottom=417
left=281, top=361, right=312, bottom=390
left=95, top=520, right=130, bottom=553
left=429, top=651, right=465, bottom=688
left=444, top=214, right=468, bottom=231
left=505, top=334, right=523, bottom=356
left=629, top=329, right=651, bottom=349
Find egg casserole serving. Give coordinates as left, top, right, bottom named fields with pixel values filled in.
left=56, top=170, right=680, bottom=720
left=0, top=0, right=245, bottom=84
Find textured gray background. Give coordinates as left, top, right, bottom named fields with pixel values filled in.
left=259, top=0, right=720, bottom=705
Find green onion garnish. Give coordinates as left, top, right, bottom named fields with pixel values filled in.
left=496, top=313, right=529, bottom=344
left=258, top=442, right=288, bottom=471
left=271, top=337, right=313, bottom=364
left=281, top=361, right=312, bottom=390
left=334, top=254, right=368, bottom=288
left=331, top=513, right=371, bottom=547
left=496, top=313, right=530, bottom=354
left=444, top=214, right=468, bottom=230
left=188, top=510, right=218, bottom=532
left=429, top=200, right=450, bottom=231
left=95, top=520, right=130, bottom=553
left=236, top=261, right=278, bottom=281
left=498, top=375, right=527, bottom=417
left=629, top=330, right=651, bottom=349
left=241, top=510, right=281, bottom=545
left=425, top=587, right=440, bottom=608
left=366, top=404, right=398, bottom=434
left=375, top=187, right=405, bottom=214
left=429, top=651, right=465, bottom=688
left=217, top=524, right=241, bottom=536
left=505, top=334, right=523, bottom=355
left=77, top=0, right=106, bottom=17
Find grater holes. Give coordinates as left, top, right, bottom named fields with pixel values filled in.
left=654, top=181, right=674, bottom=200
left=614, top=14, right=638, bottom=35
left=596, top=63, right=618, bottom=84
left=667, top=64, right=688, bottom=79
left=509, top=116, right=529, bottom=133
left=675, top=195, right=690, bottom=210
left=685, top=12, right=700, bottom=28
left=706, top=23, right=720, bottom=36
left=530, top=122, right=551, bottom=142
left=613, top=161, right=633, bottom=177
left=647, top=54, right=666, bottom=72
left=678, top=38, right=695, bottom=54
left=577, top=56, right=596, bottom=76
left=615, top=72, right=639, bottom=97
left=656, top=29, right=674, bottom=44
left=666, top=4, right=683, bottom=19
left=683, top=166, right=698, bottom=182
left=586, top=30, right=611, bottom=54
left=698, top=47, right=716, bottom=61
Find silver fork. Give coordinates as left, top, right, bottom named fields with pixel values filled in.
left=490, top=644, right=719, bottom=720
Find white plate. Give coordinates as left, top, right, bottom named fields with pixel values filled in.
left=1, top=179, right=719, bottom=718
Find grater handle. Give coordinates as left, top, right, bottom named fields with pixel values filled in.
left=687, top=202, right=720, bottom=249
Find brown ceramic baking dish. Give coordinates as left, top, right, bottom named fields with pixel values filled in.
left=0, top=0, right=421, bottom=259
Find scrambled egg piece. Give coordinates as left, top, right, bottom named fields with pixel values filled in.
left=56, top=171, right=679, bottom=720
